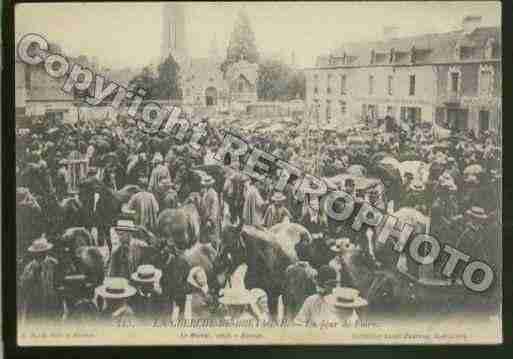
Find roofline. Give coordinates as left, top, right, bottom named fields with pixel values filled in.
left=301, top=58, right=501, bottom=71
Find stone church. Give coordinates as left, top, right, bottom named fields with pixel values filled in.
left=161, top=3, right=258, bottom=109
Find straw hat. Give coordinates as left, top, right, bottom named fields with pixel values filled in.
left=96, top=277, right=137, bottom=299
left=200, top=175, right=215, bottom=187
left=28, top=236, right=53, bottom=253
left=151, top=152, right=164, bottom=164
left=115, top=219, right=138, bottom=232
left=465, top=206, right=488, bottom=220
left=325, top=287, right=368, bottom=309
left=271, top=192, right=286, bottom=202
left=131, top=265, right=162, bottom=284
left=159, top=178, right=174, bottom=190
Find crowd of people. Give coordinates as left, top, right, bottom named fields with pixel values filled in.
left=16, top=112, right=501, bottom=327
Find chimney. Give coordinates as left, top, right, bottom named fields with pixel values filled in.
left=383, top=26, right=399, bottom=41
left=462, top=15, right=482, bottom=35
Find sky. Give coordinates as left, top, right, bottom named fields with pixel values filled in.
left=15, top=1, right=501, bottom=69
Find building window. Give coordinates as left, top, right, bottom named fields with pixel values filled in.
left=314, top=87, right=318, bottom=94
left=327, top=74, right=332, bottom=94
left=238, top=80, right=244, bottom=92
left=313, top=100, right=320, bottom=120
left=387, top=75, right=393, bottom=95
left=451, top=72, right=459, bottom=93
left=326, top=100, right=332, bottom=121
left=386, top=106, right=394, bottom=118
left=409, top=75, right=415, bottom=96
left=339, top=101, right=347, bottom=116
left=479, top=110, right=490, bottom=133
left=369, top=75, right=374, bottom=95
left=340, top=74, right=347, bottom=95
left=479, top=68, right=493, bottom=96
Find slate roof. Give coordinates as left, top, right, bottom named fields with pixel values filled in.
left=316, top=26, right=500, bottom=68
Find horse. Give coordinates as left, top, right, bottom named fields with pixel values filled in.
left=159, top=242, right=218, bottom=318
left=53, top=227, right=106, bottom=288
left=76, top=178, right=122, bottom=253
left=213, top=219, right=294, bottom=320
left=156, top=193, right=201, bottom=251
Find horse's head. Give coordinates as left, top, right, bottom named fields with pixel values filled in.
left=214, top=216, right=245, bottom=289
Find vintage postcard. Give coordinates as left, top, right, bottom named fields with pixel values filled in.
left=14, top=1, right=502, bottom=345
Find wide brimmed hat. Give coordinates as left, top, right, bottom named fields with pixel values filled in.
left=219, top=287, right=255, bottom=306
left=28, top=236, right=53, bottom=253
left=131, top=265, right=162, bottom=283
left=96, top=277, right=137, bottom=299
left=271, top=192, right=286, bottom=202
left=152, top=152, right=164, bottom=163
left=464, top=174, right=479, bottom=184
left=115, top=219, right=138, bottom=232
left=465, top=206, right=488, bottom=220
left=159, top=178, right=174, bottom=190
left=200, top=175, right=215, bottom=186
left=325, top=287, right=368, bottom=309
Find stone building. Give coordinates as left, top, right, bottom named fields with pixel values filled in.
left=163, top=4, right=258, bottom=111
left=305, top=15, right=501, bottom=135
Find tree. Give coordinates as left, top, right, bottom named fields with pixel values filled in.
left=128, top=54, right=182, bottom=100
left=221, top=9, right=259, bottom=74
left=128, top=66, right=157, bottom=98
left=155, top=55, right=182, bottom=100
left=257, top=58, right=305, bottom=101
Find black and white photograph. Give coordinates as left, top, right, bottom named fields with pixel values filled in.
left=12, top=1, right=502, bottom=345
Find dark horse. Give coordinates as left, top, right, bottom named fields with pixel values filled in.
left=77, top=178, right=122, bottom=255
left=213, top=219, right=294, bottom=320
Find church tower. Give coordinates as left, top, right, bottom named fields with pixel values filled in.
left=161, top=2, right=188, bottom=62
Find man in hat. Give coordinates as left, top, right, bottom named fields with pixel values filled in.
left=148, top=152, right=171, bottom=194
left=294, top=265, right=339, bottom=326
left=199, top=175, right=220, bottom=248
left=242, top=177, right=267, bottom=227
left=108, top=214, right=150, bottom=279
left=328, top=238, right=357, bottom=288
left=157, top=178, right=178, bottom=210
left=20, top=236, right=61, bottom=323
left=454, top=207, right=493, bottom=272
left=263, top=192, right=292, bottom=228
left=127, top=189, right=160, bottom=233
left=129, top=265, right=163, bottom=321
left=96, top=277, right=137, bottom=324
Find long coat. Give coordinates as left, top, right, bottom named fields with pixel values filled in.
left=200, top=188, right=220, bottom=245
left=20, top=256, right=61, bottom=322
left=108, top=239, right=149, bottom=279
left=242, top=184, right=266, bottom=226
left=128, top=192, right=160, bottom=232
left=148, top=164, right=171, bottom=194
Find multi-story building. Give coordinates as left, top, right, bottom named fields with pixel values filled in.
left=305, top=16, right=501, bottom=136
